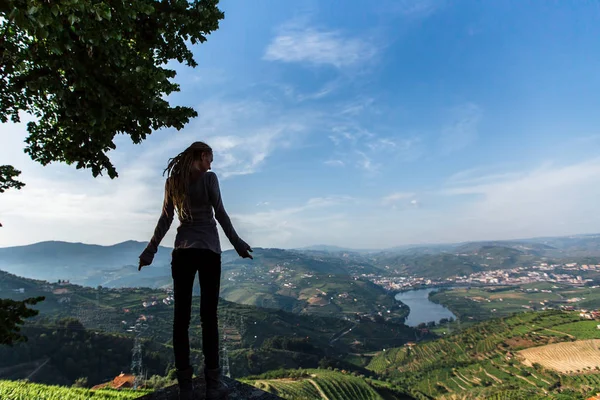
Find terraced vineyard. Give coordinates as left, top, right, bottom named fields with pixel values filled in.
left=251, top=378, right=322, bottom=399
left=367, top=311, right=600, bottom=400
left=519, top=339, right=600, bottom=373
left=243, top=369, right=411, bottom=400
left=0, top=380, right=152, bottom=399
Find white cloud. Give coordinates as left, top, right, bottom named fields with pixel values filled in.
left=230, top=196, right=359, bottom=248
left=445, top=164, right=522, bottom=186
left=381, top=192, right=416, bottom=206
left=356, top=151, right=379, bottom=173
left=340, top=97, right=375, bottom=116
left=0, top=97, right=320, bottom=247
left=438, top=102, right=482, bottom=154
left=3, top=145, right=600, bottom=250
left=153, top=99, right=317, bottom=179
left=324, top=159, right=345, bottom=167
left=437, top=158, right=600, bottom=241
left=232, top=157, right=600, bottom=249
left=264, top=23, right=376, bottom=68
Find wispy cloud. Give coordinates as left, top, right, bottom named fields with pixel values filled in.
left=161, top=99, right=318, bottom=179
left=230, top=196, right=359, bottom=248
left=324, top=159, right=345, bottom=167
left=381, top=192, right=416, bottom=206
left=394, top=0, right=444, bottom=17
left=436, top=158, right=600, bottom=240
left=373, top=0, right=445, bottom=20
left=438, top=102, right=482, bottom=154
left=445, top=164, right=523, bottom=187
left=264, top=22, right=377, bottom=68
left=0, top=96, right=322, bottom=247
left=356, top=151, right=379, bottom=173
left=327, top=122, right=421, bottom=172
left=340, top=97, right=376, bottom=116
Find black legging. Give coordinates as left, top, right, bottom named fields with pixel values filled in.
left=171, top=248, right=222, bottom=371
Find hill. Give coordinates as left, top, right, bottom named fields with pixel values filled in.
left=3, top=233, right=600, bottom=287
left=0, top=317, right=180, bottom=387
left=0, top=242, right=404, bottom=319
left=0, top=240, right=174, bottom=287
left=368, top=244, right=551, bottom=279
left=242, top=368, right=414, bottom=400
left=366, top=310, right=600, bottom=399
left=429, top=283, right=600, bottom=323
left=0, top=269, right=419, bottom=383
left=218, top=248, right=405, bottom=318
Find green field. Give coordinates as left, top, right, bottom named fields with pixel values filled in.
left=0, top=380, right=152, bottom=400
left=429, top=283, right=600, bottom=324
left=367, top=311, right=600, bottom=400
left=550, top=320, right=600, bottom=339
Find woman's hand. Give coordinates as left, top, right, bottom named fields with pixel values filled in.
left=237, top=246, right=253, bottom=259
left=138, top=258, right=152, bottom=271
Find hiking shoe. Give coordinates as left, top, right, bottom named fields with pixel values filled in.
left=205, top=367, right=229, bottom=400
left=176, top=366, right=195, bottom=400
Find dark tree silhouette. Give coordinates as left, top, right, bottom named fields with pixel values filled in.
left=0, top=0, right=224, bottom=345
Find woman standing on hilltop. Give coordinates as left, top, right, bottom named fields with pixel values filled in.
left=138, top=141, right=253, bottom=400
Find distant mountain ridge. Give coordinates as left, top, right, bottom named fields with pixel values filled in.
left=2, top=233, right=600, bottom=285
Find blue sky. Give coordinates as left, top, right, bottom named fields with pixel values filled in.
left=2, top=0, right=600, bottom=250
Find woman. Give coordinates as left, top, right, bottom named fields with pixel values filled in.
left=138, top=141, right=253, bottom=400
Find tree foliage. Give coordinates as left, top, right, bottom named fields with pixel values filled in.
left=0, top=296, right=45, bottom=346
left=0, top=0, right=224, bottom=346
left=0, top=165, right=26, bottom=194
left=1, top=0, right=224, bottom=179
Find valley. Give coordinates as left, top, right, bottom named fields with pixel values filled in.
left=2, top=233, right=600, bottom=399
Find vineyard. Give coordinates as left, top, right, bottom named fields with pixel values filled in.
left=0, top=380, right=152, bottom=400
left=367, top=311, right=600, bottom=400
left=518, top=339, right=600, bottom=373
left=243, top=369, right=410, bottom=400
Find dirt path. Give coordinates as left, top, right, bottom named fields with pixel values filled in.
left=307, top=379, right=329, bottom=400
left=450, top=377, right=467, bottom=391
left=531, top=372, right=552, bottom=385
left=543, top=328, right=575, bottom=339
left=513, top=373, right=539, bottom=388
left=481, top=368, right=503, bottom=384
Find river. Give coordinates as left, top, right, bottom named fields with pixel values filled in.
left=395, top=288, right=456, bottom=327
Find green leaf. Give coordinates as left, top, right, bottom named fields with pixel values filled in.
left=101, top=5, right=112, bottom=20
left=0, top=0, right=223, bottom=180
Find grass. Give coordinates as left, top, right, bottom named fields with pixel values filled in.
left=0, top=380, right=152, bottom=400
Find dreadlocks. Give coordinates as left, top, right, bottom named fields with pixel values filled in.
left=162, top=141, right=212, bottom=221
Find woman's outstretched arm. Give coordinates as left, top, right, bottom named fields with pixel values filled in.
left=139, top=179, right=175, bottom=266
left=207, top=172, right=252, bottom=258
